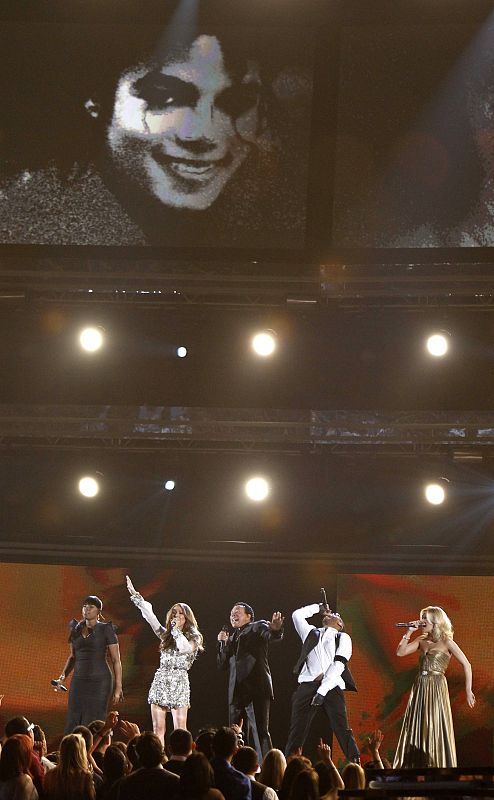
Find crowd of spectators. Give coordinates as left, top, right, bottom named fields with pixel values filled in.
left=0, top=698, right=386, bottom=800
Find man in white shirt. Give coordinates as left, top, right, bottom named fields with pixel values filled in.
left=285, top=602, right=360, bottom=762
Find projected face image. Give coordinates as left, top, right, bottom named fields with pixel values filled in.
left=107, top=35, right=263, bottom=211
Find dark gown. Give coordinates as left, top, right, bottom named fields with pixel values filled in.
left=393, top=649, right=456, bottom=768
left=64, top=620, right=118, bottom=733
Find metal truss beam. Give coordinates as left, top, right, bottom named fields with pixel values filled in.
left=1, top=259, right=494, bottom=309
left=0, top=406, right=494, bottom=455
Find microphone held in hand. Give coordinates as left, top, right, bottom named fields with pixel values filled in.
left=320, top=587, right=329, bottom=611
left=51, top=679, right=67, bottom=692
left=219, top=624, right=230, bottom=650
left=395, top=622, right=427, bottom=628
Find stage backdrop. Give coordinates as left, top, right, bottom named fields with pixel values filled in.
left=0, top=563, right=492, bottom=765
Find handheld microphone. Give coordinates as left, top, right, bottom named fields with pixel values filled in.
left=51, top=679, right=68, bottom=692
left=219, top=624, right=230, bottom=650
left=320, top=588, right=329, bottom=611
left=395, top=622, right=426, bottom=628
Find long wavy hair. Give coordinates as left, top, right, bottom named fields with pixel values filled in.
left=160, top=602, right=204, bottom=652
left=420, top=606, right=454, bottom=643
left=46, top=733, right=95, bottom=800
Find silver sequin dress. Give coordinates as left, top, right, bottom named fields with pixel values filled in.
left=148, top=641, right=196, bottom=708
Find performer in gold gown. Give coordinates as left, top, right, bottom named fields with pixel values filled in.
left=393, top=606, right=475, bottom=768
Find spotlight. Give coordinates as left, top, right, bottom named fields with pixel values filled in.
left=79, top=326, right=104, bottom=353
left=424, top=479, right=448, bottom=505
left=164, top=480, right=175, bottom=491
left=176, top=346, right=187, bottom=358
left=245, top=476, right=270, bottom=502
left=426, top=331, right=449, bottom=357
left=78, top=476, right=100, bottom=498
left=251, top=330, right=277, bottom=357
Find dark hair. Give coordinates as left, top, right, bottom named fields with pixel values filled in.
left=5, top=716, right=31, bottom=737
left=232, top=746, right=258, bottom=775
left=279, top=757, right=312, bottom=800
left=169, top=728, right=193, bottom=757
left=180, top=752, right=215, bottom=798
left=83, top=595, right=103, bottom=610
left=233, top=602, right=254, bottom=621
left=314, top=762, right=339, bottom=795
left=194, top=729, right=216, bottom=761
left=126, top=735, right=141, bottom=770
left=0, top=735, right=32, bottom=781
left=135, top=732, right=164, bottom=769
left=103, top=744, right=129, bottom=785
left=212, top=727, right=238, bottom=760
left=288, top=768, right=319, bottom=800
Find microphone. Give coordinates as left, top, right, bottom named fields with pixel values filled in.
left=395, top=622, right=426, bottom=628
left=51, top=679, right=67, bottom=692
left=219, top=624, right=230, bottom=650
left=320, top=587, right=329, bottom=611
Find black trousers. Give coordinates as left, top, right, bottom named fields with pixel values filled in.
left=285, top=680, right=359, bottom=761
left=229, top=694, right=272, bottom=761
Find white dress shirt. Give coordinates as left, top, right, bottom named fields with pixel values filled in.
left=292, top=603, right=352, bottom=697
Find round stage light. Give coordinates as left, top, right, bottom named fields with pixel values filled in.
left=176, top=346, right=187, bottom=358
left=251, top=331, right=277, bottom=357
left=164, top=480, right=175, bottom=491
left=424, top=482, right=446, bottom=505
left=245, top=476, right=270, bottom=502
left=426, top=332, right=449, bottom=357
left=78, top=476, right=100, bottom=498
left=79, top=327, right=104, bottom=353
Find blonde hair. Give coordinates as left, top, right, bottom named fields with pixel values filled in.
left=259, top=748, right=287, bottom=791
left=420, top=606, right=453, bottom=643
left=46, top=733, right=94, bottom=800
left=342, top=762, right=366, bottom=791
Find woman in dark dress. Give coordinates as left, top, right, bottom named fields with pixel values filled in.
left=56, top=596, right=123, bottom=733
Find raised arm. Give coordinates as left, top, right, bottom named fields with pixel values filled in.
left=126, top=575, right=164, bottom=637
left=292, top=603, right=319, bottom=642
left=448, top=639, right=475, bottom=708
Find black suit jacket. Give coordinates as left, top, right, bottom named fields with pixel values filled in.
left=217, top=621, right=283, bottom=704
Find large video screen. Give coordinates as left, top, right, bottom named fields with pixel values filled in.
left=0, top=17, right=313, bottom=249
left=0, top=563, right=491, bottom=766
left=333, top=16, right=494, bottom=248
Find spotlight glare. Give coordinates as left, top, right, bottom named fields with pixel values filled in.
left=426, top=333, right=449, bottom=357
left=252, top=331, right=276, bottom=357
left=79, top=327, right=104, bottom=353
left=176, top=346, right=187, bottom=358
left=164, top=480, right=175, bottom=491
left=424, top=482, right=446, bottom=505
left=79, top=476, right=99, bottom=498
left=245, top=476, right=270, bottom=502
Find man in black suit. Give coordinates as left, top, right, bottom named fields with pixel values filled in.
left=285, top=602, right=359, bottom=762
left=217, top=602, right=284, bottom=760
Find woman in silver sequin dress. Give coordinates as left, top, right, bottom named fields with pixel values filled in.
left=126, top=576, right=203, bottom=744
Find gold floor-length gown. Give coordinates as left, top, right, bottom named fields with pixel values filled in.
left=393, top=649, right=457, bottom=768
